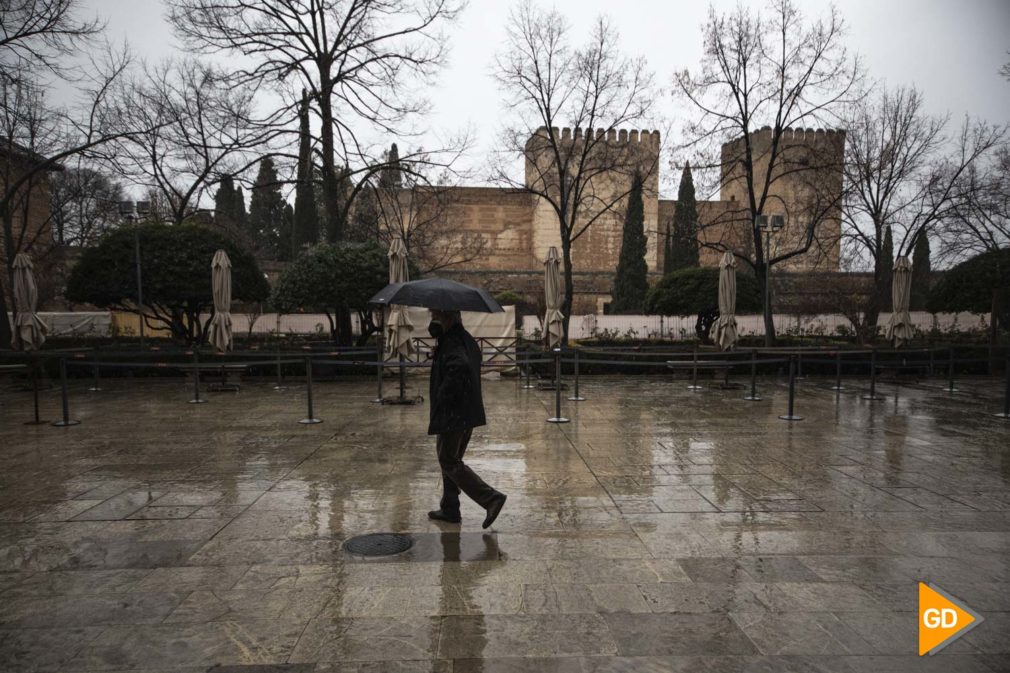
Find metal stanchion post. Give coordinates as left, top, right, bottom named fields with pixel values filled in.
left=522, top=348, right=535, bottom=389
left=273, top=343, right=287, bottom=391
left=862, top=348, right=883, bottom=401
left=995, top=352, right=1010, bottom=419
left=398, top=354, right=407, bottom=402
left=26, top=356, right=44, bottom=425
left=947, top=347, right=958, bottom=393
left=188, top=350, right=207, bottom=404
left=830, top=350, right=844, bottom=391
left=568, top=349, right=585, bottom=401
left=300, top=356, right=322, bottom=424
left=88, top=357, right=102, bottom=392
left=373, top=333, right=384, bottom=403
left=52, top=357, right=80, bottom=427
left=546, top=347, right=569, bottom=423
left=744, top=349, right=761, bottom=401
left=687, top=346, right=702, bottom=390
left=778, top=354, right=803, bottom=421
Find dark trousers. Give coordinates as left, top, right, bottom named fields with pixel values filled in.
left=437, top=428, right=500, bottom=515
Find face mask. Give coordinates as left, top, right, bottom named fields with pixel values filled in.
left=428, top=321, right=444, bottom=339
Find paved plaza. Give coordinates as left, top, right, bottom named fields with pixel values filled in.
left=1, top=373, right=1009, bottom=672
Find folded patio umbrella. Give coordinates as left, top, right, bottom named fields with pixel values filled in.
left=208, top=250, right=233, bottom=352
left=384, top=236, right=415, bottom=360
left=369, top=278, right=503, bottom=313
left=714, top=251, right=739, bottom=351
left=13, top=253, right=46, bottom=351
left=544, top=246, right=564, bottom=348
left=887, top=255, right=915, bottom=348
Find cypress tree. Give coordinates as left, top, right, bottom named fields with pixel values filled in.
left=910, top=231, right=931, bottom=310
left=293, top=92, right=319, bottom=253
left=668, top=162, right=699, bottom=271
left=380, top=143, right=402, bottom=188
left=610, top=173, right=648, bottom=314
left=234, top=186, right=247, bottom=230
left=248, top=157, right=286, bottom=257
left=326, top=165, right=353, bottom=242
left=214, top=175, right=237, bottom=231
left=278, top=203, right=295, bottom=261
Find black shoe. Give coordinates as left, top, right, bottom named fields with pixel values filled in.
left=482, top=493, right=507, bottom=529
left=428, top=509, right=461, bottom=524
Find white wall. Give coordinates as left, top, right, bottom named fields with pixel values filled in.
left=521, top=312, right=992, bottom=340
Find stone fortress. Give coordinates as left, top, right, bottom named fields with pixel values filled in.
left=417, top=125, right=845, bottom=314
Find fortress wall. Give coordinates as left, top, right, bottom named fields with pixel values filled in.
left=526, top=127, right=660, bottom=273
left=720, top=126, right=845, bottom=271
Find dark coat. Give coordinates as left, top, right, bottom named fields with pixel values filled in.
left=428, top=322, right=486, bottom=435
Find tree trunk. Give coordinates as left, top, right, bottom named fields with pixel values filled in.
left=316, top=68, right=343, bottom=242
left=0, top=274, right=11, bottom=349
left=561, top=239, right=574, bottom=347
left=757, top=263, right=776, bottom=347
left=335, top=307, right=353, bottom=346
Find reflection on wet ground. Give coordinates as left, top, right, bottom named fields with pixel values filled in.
left=1, top=374, right=1008, bottom=671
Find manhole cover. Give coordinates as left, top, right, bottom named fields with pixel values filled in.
left=342, top=533, right=413, bottom=557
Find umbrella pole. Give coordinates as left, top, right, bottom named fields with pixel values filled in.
left=862, top=348, right=883, bottom=401
left=546, top=347, right=569, bottom=424
left=687, top=346, right=702, bottom=390
left=398, top=354, right=406, bottom=402
left=996, top=351, right=1010, bottom=419
left=830, top=351, right=844, bottom=391
left=89, top=355, right=102, bottom=392
left=947, top=346, right=958, bottom=393
left=300, top=355, right=322, bottom=424
left=189, top=349, right=207, bottom=404
left=26, top=353, right=45, bottom=425
left=52, top=356, right=80, bottom=427
left=373, top=313, right=384, bottom=403
left=273, top=341, right=286, bottom=391
left=743, top=348, right=761, bottom=401
left=568, top=348, right=585, bottom=402
left=778, top=354, right=803, bottom=421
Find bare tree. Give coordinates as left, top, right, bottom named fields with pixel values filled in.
left=674, top=0, right=861, bottom=345
left=167, top=0, right=464, bottom=240
left=371, top=158, right=485, bottom=273
left=0, top=0, right=102, bottom=78
left=112, top=58, right=277, bottom=227
left=49, top=164, right=124, bottom=246
left=0, top=44, right=134, bottom=347
left=840, top=85, right=1005, bottom=341
left=940, top=144, right=1010, bottom=259
left=491, top=1, right=656, bottom=341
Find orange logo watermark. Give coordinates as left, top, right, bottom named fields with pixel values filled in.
left=918, top=582, right=983, bottom=655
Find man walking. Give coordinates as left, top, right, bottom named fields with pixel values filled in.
left=426, top=309, right=507, bottom=528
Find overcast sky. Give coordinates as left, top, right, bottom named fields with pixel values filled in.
left=83, top=0, right=1010, bottom=196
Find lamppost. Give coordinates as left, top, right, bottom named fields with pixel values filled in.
left=118, top=200, right=151, bottom=349
left=756, top=214, right=785, bottom=332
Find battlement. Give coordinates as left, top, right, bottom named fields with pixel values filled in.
left=529, top=126, right=661, bottom=147
left=723, top=125, right=846, bottom=152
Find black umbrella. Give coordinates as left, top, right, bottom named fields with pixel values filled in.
left=369, top=278, right=504, bottom=313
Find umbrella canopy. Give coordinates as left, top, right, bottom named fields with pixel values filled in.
left=208, top=249, right=233, bottom=352
left=385, top=236, right=414, bottom=359
left=369, top=278, right=504, bottom=313
left=713, top=251, right=739, bottom=351
left=544, top=246, right=564, bottom=348
left=12, top=253, right=46, bottom=351
left=887, top=255, right=914, bottom=347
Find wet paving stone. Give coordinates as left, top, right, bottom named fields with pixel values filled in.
left=0, top=375, right=1008, bottom=670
